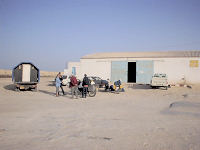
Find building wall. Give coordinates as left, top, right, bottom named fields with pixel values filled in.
left=64, top=62, right=81, bottom=78
left=68, top=57, right=200, bottom=84
left=154, top=57, right=200, bottom=84
left=80, top=59, right=111, bottom=80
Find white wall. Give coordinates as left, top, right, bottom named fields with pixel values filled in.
left=154, top=57, right=200, bottom=84
left=64, top=62, right=81, bottom=79
left=69, top=57, right=200, bottom=84
left=80, top=58, right=136, bottom=80
left=80, top=59, right=111, bottom=80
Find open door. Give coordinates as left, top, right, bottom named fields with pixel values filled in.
left=128, top=62, right=136, bottom=83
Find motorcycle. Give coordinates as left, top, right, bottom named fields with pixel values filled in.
left=77, top=81, right=96, bottom=97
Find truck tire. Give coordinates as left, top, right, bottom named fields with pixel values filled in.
left=32, top=87, right=37, bottom=92
left=15, top=87, right=20, bottom=92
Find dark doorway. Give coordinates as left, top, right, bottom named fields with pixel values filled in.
left=128, top=62, right=136, bottom=83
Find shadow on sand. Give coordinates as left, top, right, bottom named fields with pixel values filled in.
left=4, top=84, right=35, bottom=92
left=161, top=101, right=200, bottom=118
left=128, top=84, right=169, bottom=90
left=127, top=84, right=152, bottom=90
left=39, top=90, right=56, bottom=96
left=47, top=81, right=55, bottom=86
left=4, top=84, right=16, bottom=91
left=39, top=90, right=72, bottom=97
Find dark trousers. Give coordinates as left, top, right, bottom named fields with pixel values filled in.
left=60, top=85, right=65, bottom=95
left=82, top=87, right=88, bottom=98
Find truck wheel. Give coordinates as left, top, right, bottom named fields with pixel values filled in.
left=165, top=86, right=168, bottom=90
left=15, top=87, right=20, bottom=92
left=33, top=87, right=37, bottom=92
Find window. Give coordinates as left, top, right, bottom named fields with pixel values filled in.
left=72, top=67, right=76, bottom=75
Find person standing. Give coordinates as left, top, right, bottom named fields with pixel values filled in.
left=69, top=75, right=78, bottom=99
left=82, top=74, right=90, bottom=98
left=105, top=78, right=110, bottom=91
left=58, top=72, right=65, bottom=95
left=55, top=74, right=62, bottom=97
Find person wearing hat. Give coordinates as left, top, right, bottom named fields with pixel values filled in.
left=82, top=74, right=90, bottom=98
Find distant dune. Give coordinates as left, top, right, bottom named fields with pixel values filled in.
left=0, top=69, right=61, bottom=78
left=0, top=69, right=12, bottom=78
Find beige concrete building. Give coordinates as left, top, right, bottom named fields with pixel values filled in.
left=65, top=50, right=200, bottom=84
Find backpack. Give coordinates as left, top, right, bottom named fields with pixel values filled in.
left=83, top=77, right=90, bottom=85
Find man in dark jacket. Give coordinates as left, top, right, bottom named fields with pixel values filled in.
left=58, top=72, right=65, bottom=95
left=82, top=74, right=90, bottom=98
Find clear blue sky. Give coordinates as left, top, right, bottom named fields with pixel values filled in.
left=0, top=0, right=200, bottom=71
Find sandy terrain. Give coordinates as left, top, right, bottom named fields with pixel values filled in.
left=0, top=77, right=200, bottom=150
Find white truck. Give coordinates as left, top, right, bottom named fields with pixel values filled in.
left=150, top=73, right=168, bottom=90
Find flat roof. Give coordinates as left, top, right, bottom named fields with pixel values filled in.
left=81, top=50, right=200, bottom=59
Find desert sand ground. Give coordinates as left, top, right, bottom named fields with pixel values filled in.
left=0, top=77, right=200, bottom=150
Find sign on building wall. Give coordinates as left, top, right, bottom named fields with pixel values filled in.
left=189, top=60, right=199, bottom=68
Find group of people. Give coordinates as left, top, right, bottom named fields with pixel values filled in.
left=55, top=72, right=90, bottom=99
